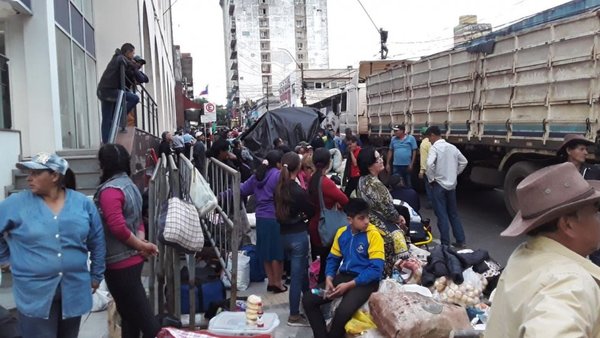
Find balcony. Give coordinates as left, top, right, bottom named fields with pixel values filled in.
left=230, top=61, right=238, bottom=70
left=230, top=50, right=238, bottom=60
left=229, top=0, right=234, bottom=15
left=230, top=38, right=236, bottom=48
left=231, top=70, right=238, bottom=81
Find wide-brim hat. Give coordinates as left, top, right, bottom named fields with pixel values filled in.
left=502, top=162, right=600, bottom=236
left=557, top=134, right=594, bottom=156
left=16, top=152, right=69, bottom=175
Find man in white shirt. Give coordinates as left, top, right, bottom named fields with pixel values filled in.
left=425, top=126, right=468, bottom=248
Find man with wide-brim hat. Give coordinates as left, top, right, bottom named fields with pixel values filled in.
left=557, top=134, right=596, bottom=177
left=486, top=162, right=600, bottom=337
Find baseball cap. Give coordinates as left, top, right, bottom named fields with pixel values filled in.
left=133, top=55, right=146, bottom=65
left=16, top=152, right=69, bottom=175
left=392, top=124, right=405, bottom=131
left=195, top=131, right=203, bottom=137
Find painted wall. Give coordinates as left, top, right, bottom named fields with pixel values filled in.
left=0, top=130, right=21, bottom=200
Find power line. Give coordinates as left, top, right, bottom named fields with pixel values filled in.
left=355, top=0, right=380, bottom=34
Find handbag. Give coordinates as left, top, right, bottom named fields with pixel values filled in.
left=159, top=197, right=205, bottom=253
left=189, top=167, right=218, bottom=217
left=318, top=177, right=348, bottom=246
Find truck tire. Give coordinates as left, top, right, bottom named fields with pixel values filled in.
left=503, top=161, right=539, bottom=217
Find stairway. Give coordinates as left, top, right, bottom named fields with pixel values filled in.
left=5, top=149, right=101, bottom=197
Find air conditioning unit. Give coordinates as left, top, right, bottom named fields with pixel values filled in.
left=0, top=0, right=32, bottom=19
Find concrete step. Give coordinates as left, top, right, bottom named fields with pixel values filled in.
left=56, top=149, right=99, bottom=157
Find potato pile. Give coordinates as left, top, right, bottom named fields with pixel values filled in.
left=433, top=276, right=488, bottom=307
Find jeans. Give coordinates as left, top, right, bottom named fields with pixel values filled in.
left=19, top=287, right=81, bottom=338
left=303, top=273, right=379, bottom=338
left=423, top=175, right=434, bottom=207
left=431, top=182, right=466, bottom=245
left=392, top=165, right=412, bottom=188
left=282, top=231, right=309, bottom=316
left=100, top=90, right=140, bottom=143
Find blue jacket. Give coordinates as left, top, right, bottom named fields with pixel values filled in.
left=326, top=224, right=384, bottom=285
left=0, top=190, right=105, bottom=319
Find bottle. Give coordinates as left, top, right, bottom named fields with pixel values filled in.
left=311, top=288, right=326, bottom=297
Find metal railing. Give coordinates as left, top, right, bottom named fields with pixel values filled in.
left=107, top=89, right=126, bottom=144
left=139, top=85, right=160, bottom=137
left=180, top=154, right=242, bottom=312
left=148, top=153, right=242, bottom=328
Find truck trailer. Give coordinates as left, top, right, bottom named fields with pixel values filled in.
left=361, top=0, right=600, bottom=215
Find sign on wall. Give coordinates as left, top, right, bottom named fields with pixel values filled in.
left=202, top=102, right=217, bottom=123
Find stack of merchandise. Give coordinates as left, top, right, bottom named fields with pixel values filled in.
left=245, top=295, right=263, bottom=327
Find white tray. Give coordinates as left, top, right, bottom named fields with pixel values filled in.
left=208, top=311, right=280, bottom=335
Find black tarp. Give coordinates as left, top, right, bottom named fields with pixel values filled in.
left=241, top=107, right=324, bottom=158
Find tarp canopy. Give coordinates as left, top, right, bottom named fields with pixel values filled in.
left=240, top=107, right=324, bottom=158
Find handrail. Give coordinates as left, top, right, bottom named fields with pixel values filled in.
left=139, top=84, right=160, bottom=138
left=107, top=89, right=126, bottom=144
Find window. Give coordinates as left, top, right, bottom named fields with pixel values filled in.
left=262, top=76, right=271, bottom=85
left=296, top=20, right=304, bottom=28
left=297, top=42, right=303, bottom=49
left=260, top=41, right=270, bottom=50
left=0, top=55, right=11, bottom=129
left=54, top=0, right=97, bottom=148
left=261, top=53, right=270, bottom=62
left=260, top=30, right=269, bottom=39
left=259, top=19, right=268, bottom=27
left=297, top=53, right=304, bottom=60
left=242, top=31, right=250, bottom=36
left=305, top=82, right=315, bottom=89
left=261, top=64, right=271, bottom=73
left=315, top=82, right=322, bottom=89
left=261, top=8, right=267, bottom=15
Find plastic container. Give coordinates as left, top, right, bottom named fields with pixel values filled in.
left=208, top=311, right=280, bottom=335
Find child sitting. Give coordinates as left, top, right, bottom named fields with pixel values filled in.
left=303, top=198, right=384, bottom=338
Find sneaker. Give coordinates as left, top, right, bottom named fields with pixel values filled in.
left=452, top=242, right=467, bottom=249
left=287, top=314, right=310, bottom=327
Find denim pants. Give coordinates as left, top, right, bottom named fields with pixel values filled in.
left=18, top=287, right=81, bottom=338
left=100, top=91, right=140, bottom=143
left=282, top=231, right=309, bottom=316
left=392, top=165, right=412, bottom=188
left=423, top=175, right=434, bottom=206
left=431, top=182, right=466, bottom=245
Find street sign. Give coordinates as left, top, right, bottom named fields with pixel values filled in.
left=202, top=102, right=217, bottom=123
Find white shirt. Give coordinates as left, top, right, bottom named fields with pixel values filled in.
left=426, top=139, right=467, bottom=190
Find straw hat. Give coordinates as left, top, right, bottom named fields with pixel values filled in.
left=502, top=162, right=600, bottom=236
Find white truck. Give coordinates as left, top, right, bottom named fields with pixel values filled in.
left=360, top=1, right=600, bottom=215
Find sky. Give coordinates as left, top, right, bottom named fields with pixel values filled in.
left=172, top=0, right=571, bottom=105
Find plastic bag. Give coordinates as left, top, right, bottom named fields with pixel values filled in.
left=309, top=258, right=320, bottom=289
left=189, top=168, right=218, bottom=217
left=345, top=310, right=377, bottom=335
left=221, top=252, right=250, bottom=291
left=91, top=289, right=111, bottom=312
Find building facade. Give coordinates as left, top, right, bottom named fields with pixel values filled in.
left=279, top=68, right=356, bottom=107
left=220, top=0, right=329, bottom=117
left=0, top=0, right=176, bottom=199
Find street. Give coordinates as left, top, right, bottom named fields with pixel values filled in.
left=420, top=187, right=525, bottom=266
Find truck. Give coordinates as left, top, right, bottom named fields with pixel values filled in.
left=352, top=0, right=600, bottom=216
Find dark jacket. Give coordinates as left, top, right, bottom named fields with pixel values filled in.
left=421, top=245, right=491, bottom=287
left=97, top=50, right=138, bottom=99
left=276, top=180, right=314, bottom=234
left=158, top=141, right=172, bottom=158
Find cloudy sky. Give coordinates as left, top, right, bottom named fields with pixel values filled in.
left=172, top=0, right=570, bottom=105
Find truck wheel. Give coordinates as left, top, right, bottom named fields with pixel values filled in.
left=503, top=161, right=539, bottom=217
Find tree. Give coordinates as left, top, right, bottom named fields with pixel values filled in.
left=216, top=104, right=228, bottom=126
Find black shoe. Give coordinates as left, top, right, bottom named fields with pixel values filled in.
left=285, top=278, right=291, bottom=285
left=267, top=285, right=288, bottom=293
left=452, top=242, right=467, bottom=249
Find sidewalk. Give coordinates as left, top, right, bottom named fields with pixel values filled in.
left=0, top=268, right=312, bottom=338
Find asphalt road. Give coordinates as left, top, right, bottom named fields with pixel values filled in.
left=418, top=187, right=526, bottom=266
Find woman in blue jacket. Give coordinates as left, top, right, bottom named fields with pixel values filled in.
left=0, top=153, right=105, bottom=338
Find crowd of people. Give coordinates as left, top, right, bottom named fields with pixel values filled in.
left=4, top=118, right=600, bottom=338
left=174, top=123, right=469, bottom=335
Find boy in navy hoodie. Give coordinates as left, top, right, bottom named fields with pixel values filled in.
left=303, top=198, right=384, bottom=338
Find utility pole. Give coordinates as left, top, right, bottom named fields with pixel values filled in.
left=379, top=28, right=388, bottom=60
left=300, top=63, right=306, bottom=106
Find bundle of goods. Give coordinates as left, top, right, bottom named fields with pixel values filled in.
left=369, top=290, right=472, bottom=338
left=245, top=295, right=264, bottom=327
left=432, top=268, right=487, bottom=307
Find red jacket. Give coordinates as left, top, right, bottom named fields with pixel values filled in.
left=309, top=176, right=349, bottom=247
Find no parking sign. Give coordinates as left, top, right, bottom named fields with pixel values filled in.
left=203, top=102, right=217, bottom=123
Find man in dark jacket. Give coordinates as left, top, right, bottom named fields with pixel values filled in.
left=97, top=43, right=141, bottom=143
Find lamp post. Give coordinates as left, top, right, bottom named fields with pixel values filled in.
left=277, top=48, right=306, bottom=106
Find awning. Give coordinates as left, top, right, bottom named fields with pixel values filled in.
left=183, top=94, right=203, bottom=111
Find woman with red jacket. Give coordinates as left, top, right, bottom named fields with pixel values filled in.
left=308, top=148, right=349, bottom=283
